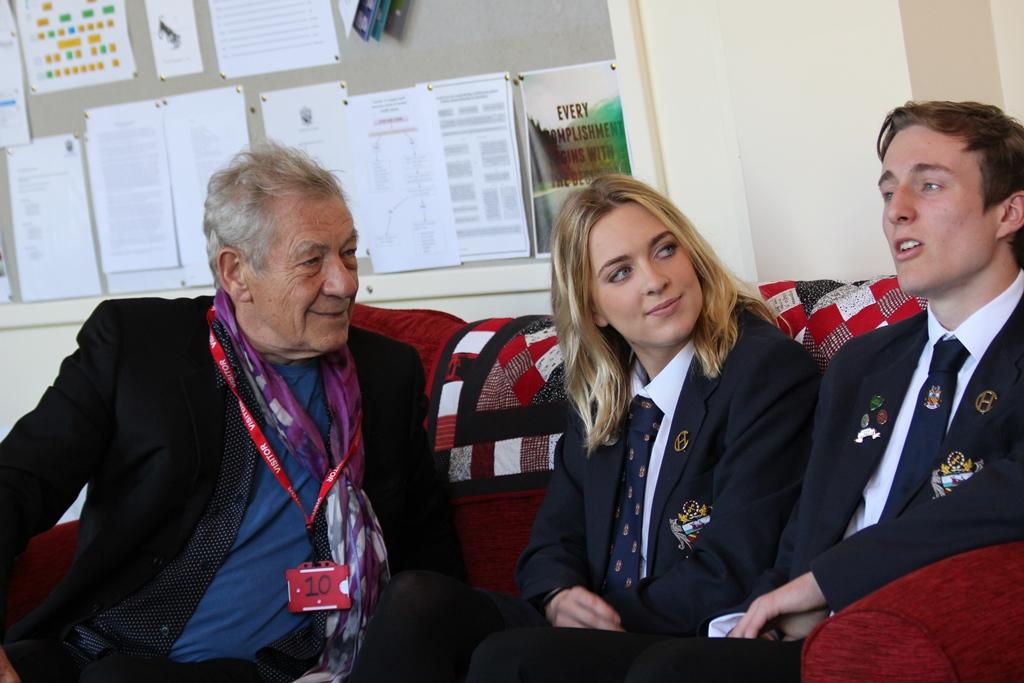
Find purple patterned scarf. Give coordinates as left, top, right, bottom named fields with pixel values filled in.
left=213, top=290, right=388, bottom=681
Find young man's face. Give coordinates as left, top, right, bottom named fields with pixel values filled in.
left=878, top=125, right=1022, bottom=323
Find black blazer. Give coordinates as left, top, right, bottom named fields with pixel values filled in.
left=745, top=298, right=1024, bottom=614
left=0, top=296, right=463, bottom=641
left=516, top=313, right=820, bottom=635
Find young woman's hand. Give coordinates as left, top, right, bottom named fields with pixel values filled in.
left=545, top=586, right=624, bottom=631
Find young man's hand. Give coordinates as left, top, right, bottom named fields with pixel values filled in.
left=729, top=572, right=827, bottom=640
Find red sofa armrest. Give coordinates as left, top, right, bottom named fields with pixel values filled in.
left=802, top=540, right=1024, bottom=682
left=5, top=521, right=79, bottom=631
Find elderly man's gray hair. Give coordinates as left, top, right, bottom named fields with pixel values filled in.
left=203, top=140, right=346, bottom=285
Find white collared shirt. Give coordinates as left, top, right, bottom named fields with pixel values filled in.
left=631, top=342, right=696, bottom=578
left=844, top=269, right=1024, bottom=536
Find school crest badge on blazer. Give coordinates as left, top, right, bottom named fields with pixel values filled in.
left=931, top=451, right=983, bottom=498
left=669, top=500, right=712, bottom=551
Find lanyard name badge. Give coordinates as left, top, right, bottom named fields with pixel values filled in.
left=208, top=307, right=356, bottom=612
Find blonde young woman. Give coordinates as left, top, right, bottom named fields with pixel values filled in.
left=349, top=175, right=819, bottom=683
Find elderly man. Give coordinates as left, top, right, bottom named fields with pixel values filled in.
left=0, top=142, right=464, bottom=683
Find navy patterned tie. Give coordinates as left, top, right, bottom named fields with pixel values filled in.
left=605, top=396, right=663, bottom=590
left=881, top=336, right=969, bottom=519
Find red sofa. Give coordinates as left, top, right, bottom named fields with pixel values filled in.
left=7, top=282, right=1024, bottom=681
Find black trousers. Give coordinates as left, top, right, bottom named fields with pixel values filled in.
left=467, top=627, right=670, bottom=683
left=5, top=638, right=261, bottom=683
left=347, top=570, right=803, bottom=683
left=348, top=570, right=528, bottom=683
left=469, top=629, right=802, bottom=683
left=623, top=637, right=803, bottom=683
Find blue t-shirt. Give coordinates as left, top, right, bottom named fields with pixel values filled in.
left=171, top=360, right=330, bottom=662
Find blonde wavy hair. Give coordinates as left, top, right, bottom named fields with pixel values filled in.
left=550, top=174, right=773, bottom=452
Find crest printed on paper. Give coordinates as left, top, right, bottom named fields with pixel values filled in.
left=669, top=500, right=712, bottom=551
left=931, top=451, right=983, bottom=498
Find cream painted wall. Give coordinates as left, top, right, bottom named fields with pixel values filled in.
left=899, top=0, right=1003, bottom=105
left=614, top=0, right=912, bottom=284
left=618, top=1, right=759, bottom=282
left=895, top=0, right=1023, bottom=121
left=0, top=324, right=81, bottom=429
left=609, top=0, right=1023, bottom=287
left=990, top=0, right=1024, bottom=121
left=718, top=0, right=912, bottom=282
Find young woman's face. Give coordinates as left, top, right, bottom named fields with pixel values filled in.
left=588, top=202, right=703, bottom=378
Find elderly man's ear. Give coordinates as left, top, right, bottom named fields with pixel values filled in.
left=217, top=248, right=254, bottom=303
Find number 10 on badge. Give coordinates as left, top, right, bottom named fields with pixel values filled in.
left=286, top=561, right=351, bottom=612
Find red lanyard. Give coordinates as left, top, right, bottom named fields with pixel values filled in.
left=207, top=307, right=361, bottom=531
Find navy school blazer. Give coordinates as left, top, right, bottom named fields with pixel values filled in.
left=739, top=297, right=1024, bottom=616
left=516, top=312, right=820, bottom=635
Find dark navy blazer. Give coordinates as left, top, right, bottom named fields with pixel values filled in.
left=516, top=312, right=820, bottom=635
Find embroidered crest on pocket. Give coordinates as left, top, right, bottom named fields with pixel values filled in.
left=669, top=500, right=711, bottom=551
left=931, top=451, right=983, bottom=498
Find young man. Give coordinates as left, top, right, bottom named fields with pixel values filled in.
left=621, top=100, right=1024, bottom=682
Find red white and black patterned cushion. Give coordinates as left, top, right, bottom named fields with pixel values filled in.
left=429, top=315, right=568, bottom=483
left=759, top=276, right=926, bottom=371
left=427, top=315, right=568, bottom=592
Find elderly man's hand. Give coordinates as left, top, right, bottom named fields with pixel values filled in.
left=0, top=647, right=22, bottom=683
left=545, top=586, right=624, bottom=631
left=728, top=571, right=828, bottom=640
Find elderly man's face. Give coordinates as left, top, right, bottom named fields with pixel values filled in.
left=235, top=195, right=358, bottom=364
